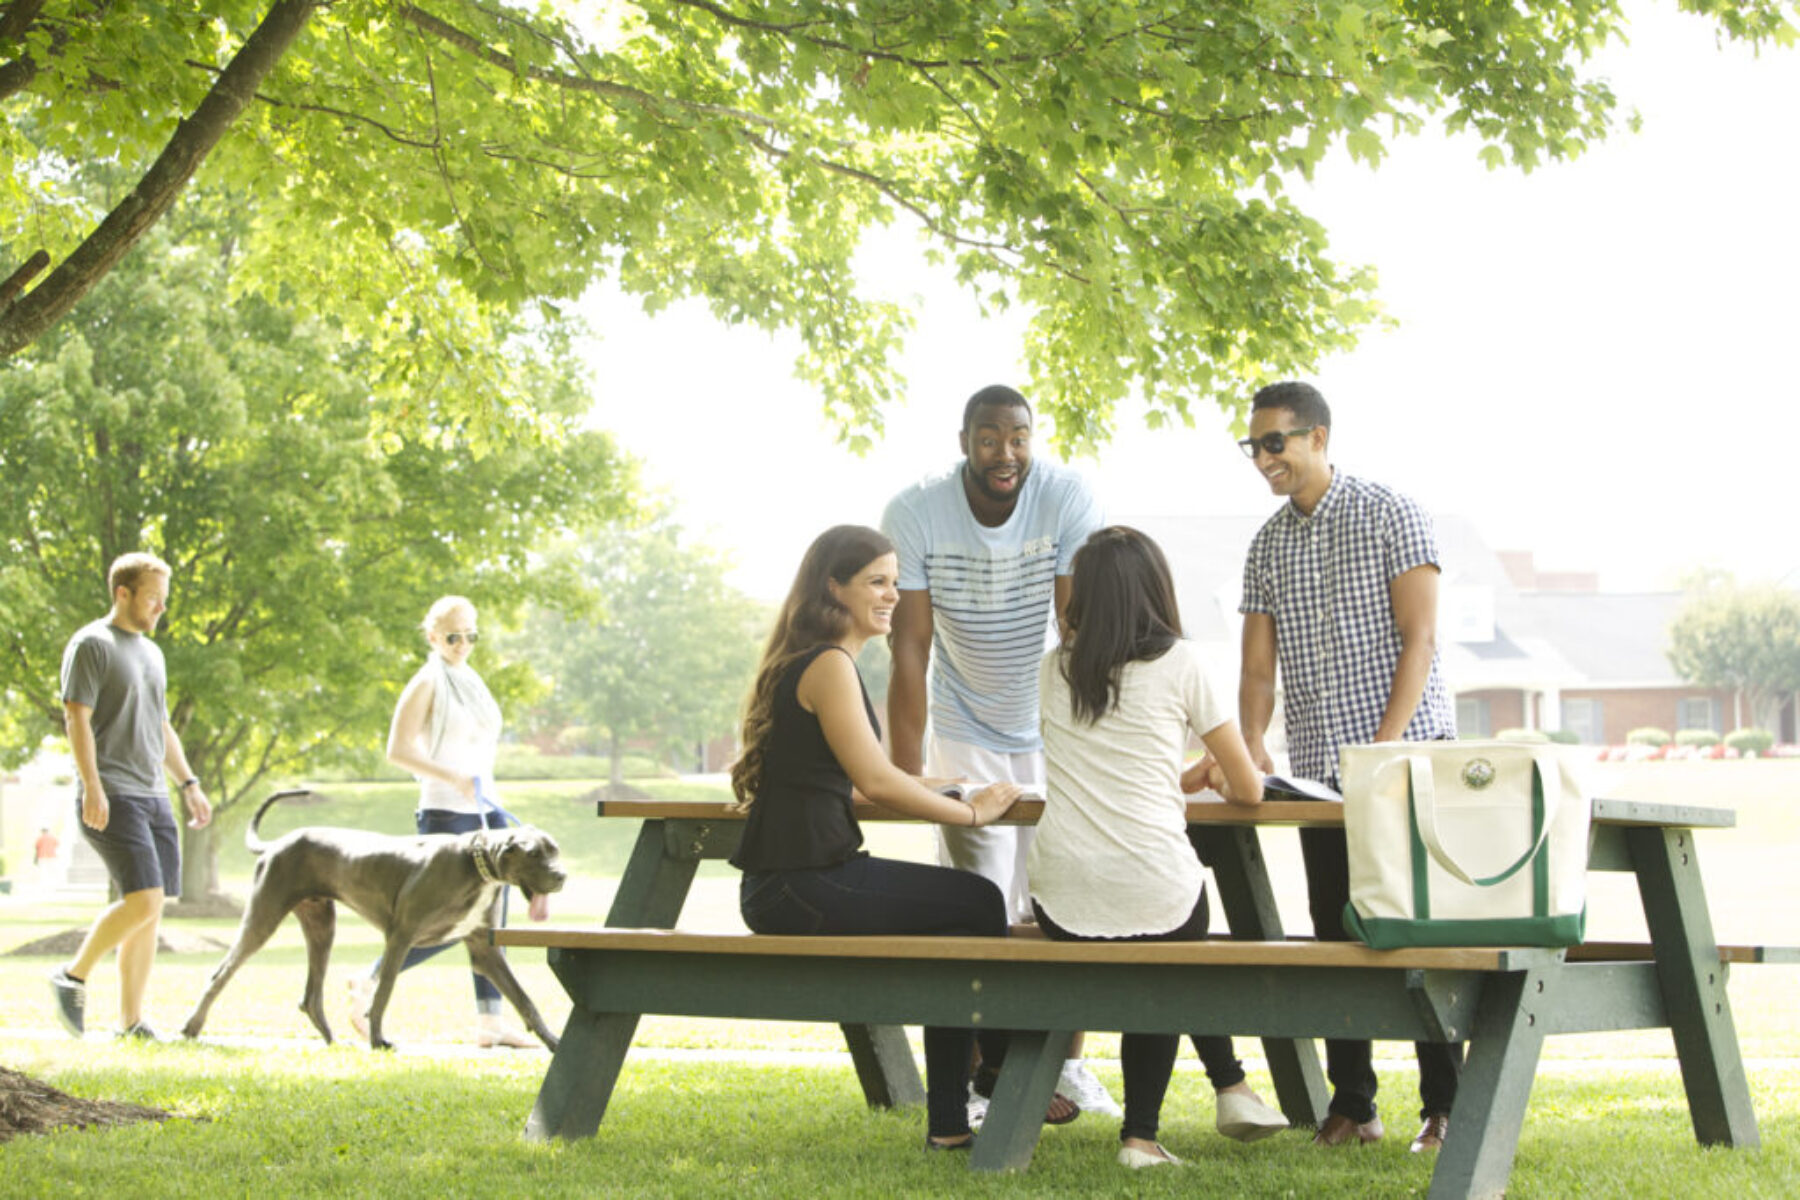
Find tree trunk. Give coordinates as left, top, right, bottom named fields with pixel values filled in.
left=181, top=821, right=220, bottom=899
left=608, top=728, right=624, bottom=792
left=0, top=0, right=319, bottom=357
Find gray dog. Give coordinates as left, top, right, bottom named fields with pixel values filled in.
left=181, top=788, right=567, bottom=1050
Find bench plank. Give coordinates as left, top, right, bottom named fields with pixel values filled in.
left=498, top=926, right=1559, bottom=971
left=595, top=795, right=1738, bottom=829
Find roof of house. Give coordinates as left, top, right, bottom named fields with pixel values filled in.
left=1115, top=510, right=1688, bottom=691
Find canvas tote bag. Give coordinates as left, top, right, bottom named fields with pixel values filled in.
left=1340, top=741, right=1590, bottom=949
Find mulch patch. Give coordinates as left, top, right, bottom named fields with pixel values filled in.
left=7, top=929, right=231, bottom=958
left=0, top=1067, right=173, bottom=1143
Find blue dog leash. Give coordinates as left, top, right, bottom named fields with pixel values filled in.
left=473, top=777, right=522, bottom=830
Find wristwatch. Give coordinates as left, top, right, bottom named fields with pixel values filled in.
left=180, top=777, right=200, bottom=791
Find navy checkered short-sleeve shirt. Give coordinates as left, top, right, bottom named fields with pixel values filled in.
left=1240, top=470, right=1455, bottom=787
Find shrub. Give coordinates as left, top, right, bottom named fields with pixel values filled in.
left=1675, top=728, right=1721, bottom=748
left=1494, top=728, right=1550, bottom=743
left=1545, top=729, right=1581, bottom=745
left=1725, top=728, right=1776, bottom=756
left=1626, top=727, right=1671, bottom=747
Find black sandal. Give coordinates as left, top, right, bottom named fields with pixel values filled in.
left=972, top=1067, right=1081, bottom=1126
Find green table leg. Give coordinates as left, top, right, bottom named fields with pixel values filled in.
left=1191, top=826, right=1330, bottom=1126
left=969, top=1029, right=1076, bottom=1172
left=604, top=818, right=925, bottom=1109
left=604, top=820, right=700, bottom=928
left=525, top=959, right=640, bottom=1141
left=1427, top=967, right=1549, bottom=1200
left=1628, top=825, right=1759, bottom=1148
left=841, top=1022, right=927, bottom=1108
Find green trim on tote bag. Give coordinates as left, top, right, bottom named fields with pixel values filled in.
left=1343, top=907, right=1586, bottom=950
left=1410, top=758, right=1551, bottom=900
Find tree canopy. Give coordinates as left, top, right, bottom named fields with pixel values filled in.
left=6, top=1, right=1794, bottom=451
left=1666, top=577, right=1800, bottom=731
left=516, top=513, right=765, bottom=791
left=0, top=186, right=631, bottom=892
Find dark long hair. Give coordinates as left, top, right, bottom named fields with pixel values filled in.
left=1059, top=526, right=1184, bottom=724
left=730, top=525, right=894, bottom=808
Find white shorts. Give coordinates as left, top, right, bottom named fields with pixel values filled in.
left=928, top=733, right=1044, bottom=924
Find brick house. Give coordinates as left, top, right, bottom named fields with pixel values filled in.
left=1121, top=513, right=1780, bottom=747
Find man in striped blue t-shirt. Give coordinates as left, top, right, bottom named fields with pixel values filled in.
left=884, top=384, right=1109, bottom=1114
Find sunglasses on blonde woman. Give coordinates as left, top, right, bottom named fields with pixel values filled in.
left=445, top=632, right=480, bottom=646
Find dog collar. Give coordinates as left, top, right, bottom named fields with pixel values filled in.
left=470, top=833, right=500, bottom=884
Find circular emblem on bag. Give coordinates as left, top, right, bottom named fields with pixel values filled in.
left=1462, top=758, right=1497, bottom=790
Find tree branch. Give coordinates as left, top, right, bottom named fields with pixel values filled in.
left=0, top=0, right=320, bottom=358
left=0, top=0, right=52, bottom=101
left=182, top=58, right=443, bottom=148
left=0, top=0, right=48, bottom=46
left=397, top=2, right=783, bottom=132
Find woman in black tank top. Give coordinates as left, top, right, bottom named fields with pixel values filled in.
left=729, top=526, right=1029, bottom=1150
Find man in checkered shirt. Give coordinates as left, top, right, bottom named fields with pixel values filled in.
left=1233, top=381, right=1462, bottom=1154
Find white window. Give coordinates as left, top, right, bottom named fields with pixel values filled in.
left=1562, top=699, right=1604, bottom=744
left=1456, top=696, right=1491, bottom=737
left=1677, top=697, right=1720, bottom=733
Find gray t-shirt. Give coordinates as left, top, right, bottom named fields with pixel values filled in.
left=60, top=619, right=168, bottom=796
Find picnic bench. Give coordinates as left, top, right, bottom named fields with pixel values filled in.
left=497, top=795, right=1782, bottom=1199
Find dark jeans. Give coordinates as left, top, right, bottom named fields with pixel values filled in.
left=1302, top=826, right=1465, bottom=1122
left=370, top=808, right=513, bottom=1008
left=1031, top=890, right=1246, bottom=1143
left=740, top=853, right=1008, bottom=1139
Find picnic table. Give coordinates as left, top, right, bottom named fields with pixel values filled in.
left=499, top=794, right=1772, bottom=1198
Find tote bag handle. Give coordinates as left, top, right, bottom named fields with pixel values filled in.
left=1409, top=753, right=1559, bottom=888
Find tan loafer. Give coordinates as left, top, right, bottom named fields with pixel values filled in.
left=1312, top=1112, right=1384, bottom=1146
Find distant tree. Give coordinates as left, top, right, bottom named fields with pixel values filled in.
left=6, top=2, right=1796, bottom=447
left=1666, top=579, right=1800, bottom=731
left=517, top=515, right=765, bottom=794
left=0, top=197, right=633, bottom=896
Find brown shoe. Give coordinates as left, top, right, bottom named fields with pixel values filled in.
left=1312, top=1112, right=1384, bottom=1146
left=1410, top=1114, right=1449, bottom=1153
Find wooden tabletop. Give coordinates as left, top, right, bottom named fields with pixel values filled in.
left=595, top=795, right=1734, bottom=829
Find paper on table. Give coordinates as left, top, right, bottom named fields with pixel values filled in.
left=1262, top=775, right=1343, bottom=803
left=934, top=781, right=1045, bottom=802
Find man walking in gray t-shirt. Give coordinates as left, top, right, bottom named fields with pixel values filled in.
left=50, top=552, right=211, bottom=1039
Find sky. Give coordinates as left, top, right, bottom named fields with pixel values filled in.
left=578, top=5, right=1800, bottom=604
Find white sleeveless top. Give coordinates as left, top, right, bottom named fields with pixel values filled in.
left=411, top=654, right=501, bottom=815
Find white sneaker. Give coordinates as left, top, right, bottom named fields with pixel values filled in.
left=1059, top=1058, right=1124, bottom=1118
left=966, top=1092, right=989, bottom=1128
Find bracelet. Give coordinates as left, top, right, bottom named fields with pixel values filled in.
left=180, top=778, right=199, bottom=791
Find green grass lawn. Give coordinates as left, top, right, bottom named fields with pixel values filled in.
left=2, top=1042, right=1795, bottom=1198
left=2, top=763, right=1797, bottom=1195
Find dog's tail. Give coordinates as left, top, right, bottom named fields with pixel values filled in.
left=246, top=788, right=317, bottom=854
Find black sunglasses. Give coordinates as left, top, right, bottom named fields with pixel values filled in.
left=1236, top=426, right=1316, bottom=459
left=445, top=632, right=480, bottom=646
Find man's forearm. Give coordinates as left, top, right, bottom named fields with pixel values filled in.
left=67, top=714, right=103, bottom=796
left=887, top=659, right=929, bottom=775
left=1240, top=676, right=1275, bottom=756
left=162, top=722, right=197, bottom=782
left=1374, top=640, right=1434, bottom=743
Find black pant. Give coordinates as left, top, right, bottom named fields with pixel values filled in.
left=1031, top=890, right=1247, bottom=1143
left=740, top=854, right=1008, bottom=1138
left=1301, top=827, right=1465, bottom=1122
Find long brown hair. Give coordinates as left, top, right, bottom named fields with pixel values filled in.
left=1059, top=526, right=1183, bottom=724
left=730, top=525, right=894, bottom=809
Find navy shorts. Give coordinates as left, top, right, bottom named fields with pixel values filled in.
left=77, top=790, right=181, bottom=898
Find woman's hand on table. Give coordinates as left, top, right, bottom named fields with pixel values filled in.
left=967, top=781, right=1024, bottom=827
